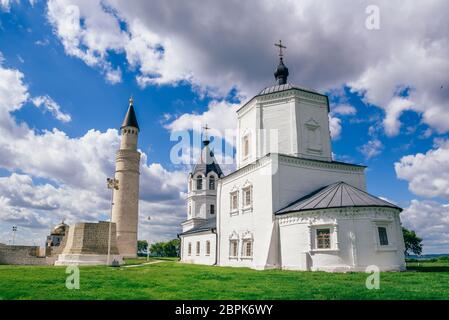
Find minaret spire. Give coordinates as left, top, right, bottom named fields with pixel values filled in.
left=121, top=95, right=139, bottom=130
left=274, top=40, right=289, bottom=85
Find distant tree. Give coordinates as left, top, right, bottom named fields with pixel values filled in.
left=402, top=227, right=423, bottom=256
left=137, top=240, right=148, bottom=254
left=150, top=239, right=180, bottom=257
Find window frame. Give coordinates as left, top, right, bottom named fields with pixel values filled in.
left=316, top=228, right=331, bottom=249
left=229, top=240, right=239, bottom=259
left=196, top=176, right=203, bottom=190
left=241, top=239, right=253, bottom=259
left=230, top=191, right=239, bottom=214
left=242, top=186, right=252, bottom=208
left=209, top=175, right=215, bottom=190
left=206, top=240, right=211, bottom=256
left=196, top=241, right=200, bottom=256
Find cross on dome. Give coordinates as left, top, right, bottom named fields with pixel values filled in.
left=275, top=40, right=287, bottom=58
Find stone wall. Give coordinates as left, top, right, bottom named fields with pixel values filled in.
left=62, top=221, right=120, bottom=255
left=0, top=245, right=51, bottom=265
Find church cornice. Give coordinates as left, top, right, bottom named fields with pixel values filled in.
left=277, top=206, right=401, bottom=227
left=237, top=86, right=329, bottom=115
left=277, top=153, right=366, bottom=172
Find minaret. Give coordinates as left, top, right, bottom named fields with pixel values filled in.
left=112, top=97, right=141, bottom=258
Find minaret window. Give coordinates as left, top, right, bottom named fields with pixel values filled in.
left=209, top=176, right=215, bottom=190
left=196, top=176, right=203, bottom=190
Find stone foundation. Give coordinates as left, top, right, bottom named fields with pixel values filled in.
left=55, top=221, right=123, bottom=266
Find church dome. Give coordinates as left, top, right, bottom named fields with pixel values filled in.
left=52, top=222, right=69, bottom=235
left=274, top=58, right=289, bottom=85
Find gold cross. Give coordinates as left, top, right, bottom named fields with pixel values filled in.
left=275, top=40, right=287, bottom=58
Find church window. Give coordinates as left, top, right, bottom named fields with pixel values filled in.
left=206, top=241, right=211, bottom=255
left=378, top=227, right=389, bottom=246
left=242, top=240, right=253, bottom=258
left=196, top=241, right=200, bottom=255
left=188, top=242, right=192, bottom=256
left=230, top=240, right=238, bottom=257
left=242, top=135, right=250, bottom=159
left=209, top=176, right=215, bottom=190
left=316, top=228, right=331, bottom=249
left=210, top=204, right=215, bottom=215
left=196, top=176, right=203, bottom=190
left=230, top=191, right=239, bottom=211
left=243, top=186, right=252, bottom=207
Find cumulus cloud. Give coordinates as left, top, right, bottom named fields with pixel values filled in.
left=44, top=0, right=449, bottom=139
left=0, top=56, right=187, bottom=245
left=395, top=139, right=449, bottom=199
left=329, top=115, right=342, bottom=140
left=331, top=104, right=357, bottom=116
left=359, top=138, right=383, bottom=159
left=164, top=100, right=239, bottom=140
left=401, top=200, right=449, bottom=254
left=32, top=95, right=72, bottom=122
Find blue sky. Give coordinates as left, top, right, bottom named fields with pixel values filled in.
left=0, top=0, right=448, bottom=253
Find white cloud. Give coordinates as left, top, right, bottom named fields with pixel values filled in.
left=359, top=138, right=383, bottom=159
left=0, top=0, right=18, bottom=11
left=395, top=139, right=449, bottom=199
left=401, top=199, right=449, bottom=254
left=331, top=104, right=357, bottom=116
left=329, top=115, right=342, bottom=140
left=45, top=0, right=449, bottom=138
left=164, top=100, right=239, bottom=141
left=32, top=95, right=72, bottom=123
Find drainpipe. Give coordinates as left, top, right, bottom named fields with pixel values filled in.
left=212, top=228, right=218, bottom=265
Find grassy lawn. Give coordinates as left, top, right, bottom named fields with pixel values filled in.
left=0, top=259, right=448, bottom=300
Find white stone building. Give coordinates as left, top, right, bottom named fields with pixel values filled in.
left=179, top=53, right=406, bottom=272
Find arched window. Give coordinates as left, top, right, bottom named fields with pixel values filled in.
left=209, top=176, right=215, bottom=190
left=196, top=176, right=203, bottom=190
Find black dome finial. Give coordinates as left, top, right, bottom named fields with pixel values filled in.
left=274, top=40, right=289, bottom=85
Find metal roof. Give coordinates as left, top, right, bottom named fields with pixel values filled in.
left=258, top=83, right=323, bottom=96
left=179, top=218, right=216, bottom=236
left=121, top=104, right=139, bottom=130
left=192, top=141, right=224, bottom=177
left=276, top=181, right=401, bottom=215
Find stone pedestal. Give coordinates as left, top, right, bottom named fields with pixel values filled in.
left=55, top=221, right=123, bottom=266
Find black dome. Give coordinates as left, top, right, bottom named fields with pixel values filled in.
left=274, top=58, right=289, bottom=85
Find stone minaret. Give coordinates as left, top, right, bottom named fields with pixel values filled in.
left=112, top=97, right=141, bottom=258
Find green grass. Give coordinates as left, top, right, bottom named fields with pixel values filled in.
left=0, top=259, right=448, bottom=300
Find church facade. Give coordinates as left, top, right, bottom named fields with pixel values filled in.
left=179, top=52, right=406, bottom=272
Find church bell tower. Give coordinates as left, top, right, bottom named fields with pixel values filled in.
left=112, top=97, right=141, bottom=258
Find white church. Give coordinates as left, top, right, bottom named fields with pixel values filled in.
left=179, top=44, right=406, bottom=272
